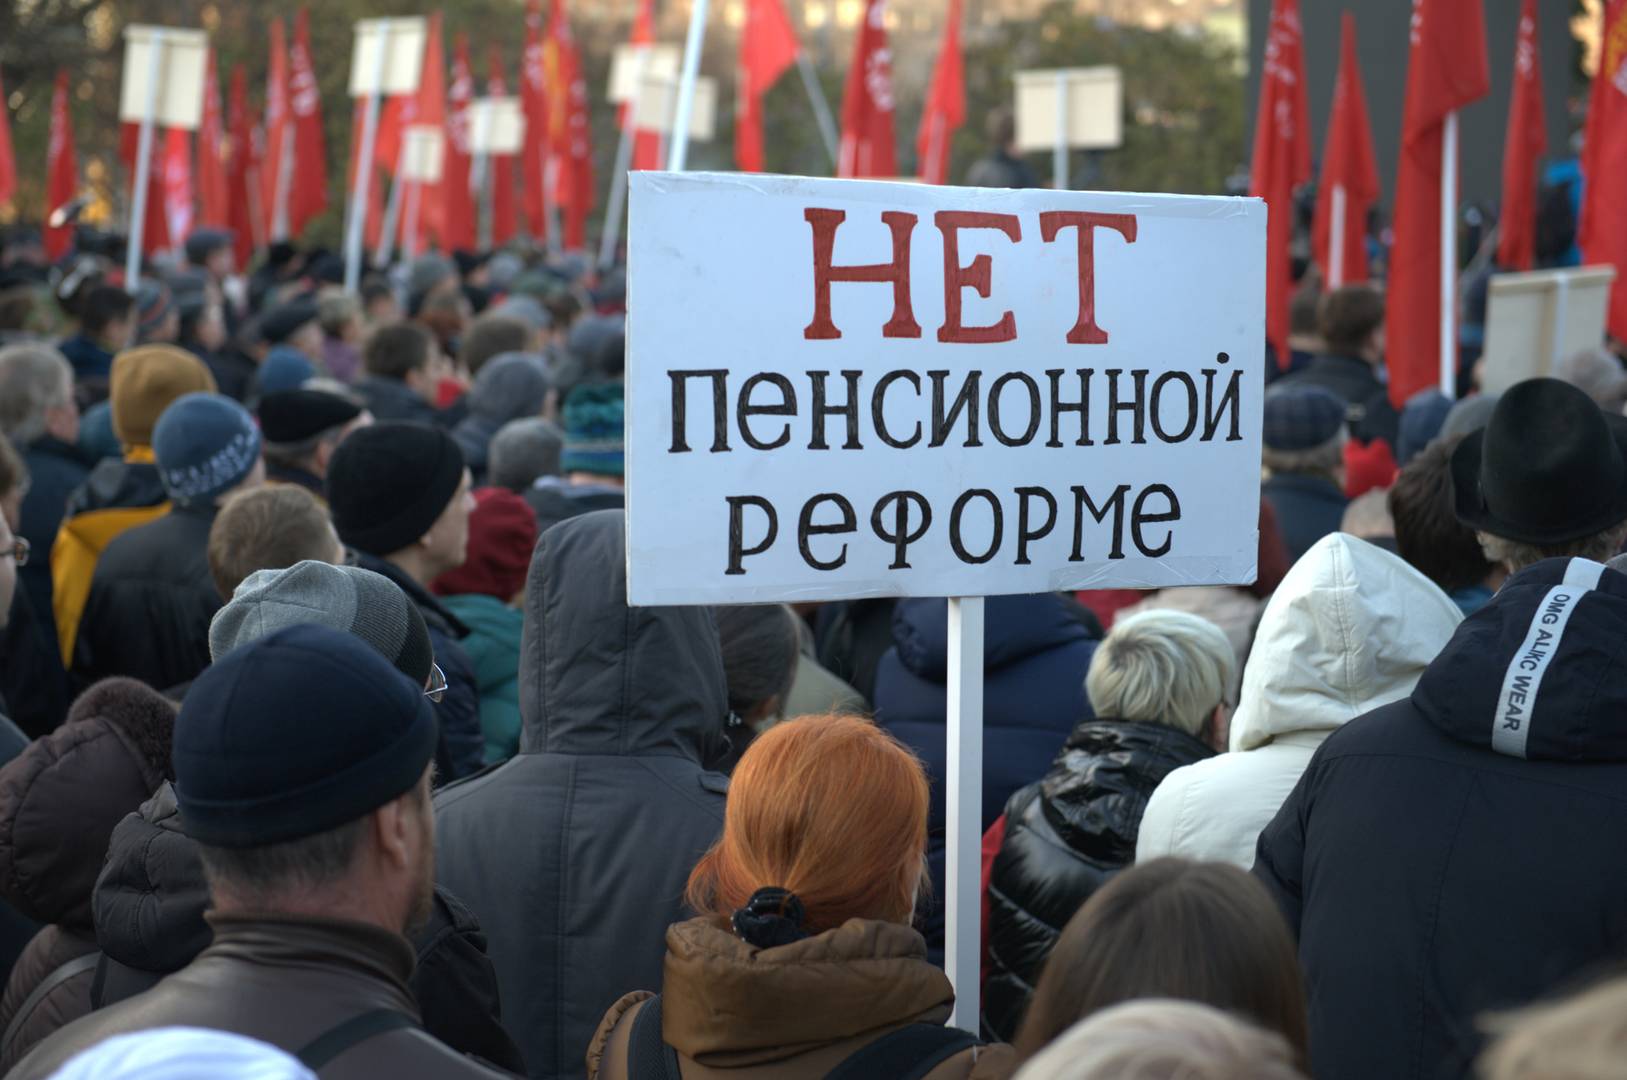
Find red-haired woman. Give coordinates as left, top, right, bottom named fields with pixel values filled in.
left=587, top=714, right=1013, bottom=1080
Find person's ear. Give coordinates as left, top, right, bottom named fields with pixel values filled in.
left=371, top=794, right=414, bottom=872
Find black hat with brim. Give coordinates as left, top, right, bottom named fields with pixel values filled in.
left=1451, top=377, right=1627, bottom=545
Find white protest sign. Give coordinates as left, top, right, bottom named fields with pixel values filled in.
left=1015, top=66, right=1123, bottom=152
left=609, top=43, right=681, bottom=104
left=625, top=172, right=1265, bottom=607
left=1481, top=265, right=1618, bottom=394
left=119, top=27, right=209, bottom=130
left=634, top=74, right=718, bottom=140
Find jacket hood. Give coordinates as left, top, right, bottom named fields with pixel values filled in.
left=1414, top=557, right=1627, bottom=761
left=660, top=916, right=952, bottom=1065
left=518, top=509, right=728, bottom=759
left=92, top=781, right=213, bottom=973
left=1231, top=533, right=1462, bottom=752
left=0, top=679, right=174, bottom=927
left=891, top=594, right=1093, bottom=682
left=62, top=458, right=166, bottom=520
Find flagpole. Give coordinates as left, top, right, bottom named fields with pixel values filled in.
left=346, top=29, right=388, bottom=293
left=669, top=0, right=710, bottom=171
left=126, top=30, right=166, bottom=290
left=1328, top=183, right=1346, bottom=290
left=599, top=48, right=649, bottom=271
left=377, top=144, right=408, bottom=268
left=403, top=176, right=421, bottom=262
left=1439, top=110, right=1459, bottom=398
left=794, top=53, right=839, bottom=167
left=273, top=116, right=294, bottom=242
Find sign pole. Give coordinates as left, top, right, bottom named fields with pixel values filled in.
left=1052, top=71, right=1069, bottom=192
left=794, top=52, right=840, bottom=167
left=403, top=176, right=421, bottom=262
left=377, top=144, right=408, bottom=269
left=126, top=30, right=166, bottom=289
left=599, top=48, right=649, bottom=271
left=1328, top=183, right=1346, bottom=290
left=471, top=107, right=493, bottom=252
left=944, top=595, right=985, bottom=1034
left=668, top=0, right=709, bottom=171
left=1439, top=110, right=1459, bottom=397
left=345, top=29, right=387, bottom=293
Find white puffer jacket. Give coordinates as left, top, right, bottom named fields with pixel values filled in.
left=1135, top=532, right=1463, bottom=869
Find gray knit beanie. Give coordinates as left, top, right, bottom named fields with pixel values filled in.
left=208, top=560, right=433, bottom=686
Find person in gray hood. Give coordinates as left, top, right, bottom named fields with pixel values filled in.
left=450, top=353, right=551, bottom=486
left=434, top=509, right=729, bottom=1080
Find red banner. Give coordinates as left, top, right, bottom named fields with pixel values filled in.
left=916, top=0, right=964, bottom=184
left=1580, top=0, right=1627, bottom=340
left=487, top=46, right=519, bottom=248
left=44, top=70, right=78, bottom=262
left=837, top=0, right=898, bottom=178
left=1311, top=13, right=1380, bottom=288
left=288, top=8, right=329, bottom=237
left=1249, top=0, right=1310, bottom=365
left=737, top=0, right=801, bottom=173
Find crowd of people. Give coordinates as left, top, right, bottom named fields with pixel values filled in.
left=0, top=212, right=1626, bottom=1080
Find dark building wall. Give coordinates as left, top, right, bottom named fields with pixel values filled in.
left=1246, top=0, right=1577, bottom=211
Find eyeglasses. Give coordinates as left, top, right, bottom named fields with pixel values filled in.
left=2, top=537, right=28, bottom=568
left=424, top=662, right=448, bottom=703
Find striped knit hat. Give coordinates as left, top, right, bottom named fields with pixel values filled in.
left=560, top=382, right=624, bottom=477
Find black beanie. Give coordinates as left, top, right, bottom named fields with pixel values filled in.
left=327, top=422, right=466, bottom=557
left=173, top=624, right=436, bottom=849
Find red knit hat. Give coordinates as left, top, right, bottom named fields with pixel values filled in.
left=431, top=488, right=539, bottom=600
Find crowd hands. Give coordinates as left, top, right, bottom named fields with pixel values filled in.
left=0, top=219, right=1622, bottom=1080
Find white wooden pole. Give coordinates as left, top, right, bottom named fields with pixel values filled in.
left=126, top=31, right=165, bottom=289
left=471, top=104, right=494, bottom=252
left=945, top=595, right=985, bottom=1034
left=599, top=48, right=649, bottom=271
left=668, top=0, right=710, bottom=171
left=1328, top=183, right=1346, bottom=290
left=345, top=30, right=387, bottom=293
left=1439, top=111, right=1459, bottom=397
left=272, top=115, right=294, bottom=241
left=403, top=177, right=421, bottom=262
left=376, top=143, right=408, bottom=269
left=1052, top=71, right=1069, bottom=192
left=795, top=52, right=839, bottom=167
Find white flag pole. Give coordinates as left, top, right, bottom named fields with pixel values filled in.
left=1328, top=183, right=1346, bottom=290
left=126, top=31, right=166, bottom=289
left=345, top=30, right=387, bottom=293
left=376, top=143, right=408, bottom=269
left=944, top=595, right=985, bottom=1034
left=668, top=0, right=710, bottom=171
left=599, top=48, right=649, bottom=271
left=471, top=106, right=494, bottom=252
left=1439, top=110, right=1459, bottom=397
left=794, top=53, right=839, bottom=167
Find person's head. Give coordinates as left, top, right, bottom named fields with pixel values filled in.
left=459, top=313, right=538, bottom=377
left=1262, top=386, right=1347, bottom=486
left=1085, top=610, right=1235, bottom=748
left=1389, top=434, right=1497, bottom=593
left=208, top=486, right=344, bottom=599
left=364, top=322, right=437, bottom=401
left=1453, top=378, right=1627, bottom=572
left=1014, top=1000, right=1308, bottom=1080
left=152, top=393, right=264, bottom=510
left=1287, top=284, right=1321, bottom=350
left=185, top=227, right=235, bottom=279
left=405, top=255, right=459, bottom=319
left=81, top=283, right=135, bottom=349
left=1556, top=346, right=1627, bottom=414
left=560, top=382, right=625, bottom=483
left=430, top=488, right=538, bottom=602
left=986, top=106, right=1017, bottom=152
left=133, top=281, right=178, bottom=344
left=109, top=345, right=218, bottom=451
left=713, top=604, right=801, bottom=727
left=487, top=417, right=564, bottom=492
left=316, top=289, right=363, bottom=346
left=687, top=715, right=929, bottom=933
left=327, top=422, right=474, bottom=582
left=1014, top=858, right=1308, bottom=1064
left=178, top=290, right=228, bottom=353
left=1318, top=284, right=1386, bottom=363
left=418, top=288, right=471, bottom=351
left=1397, top=388, right=1453, bottom=466
left=463, top=352, right=550, bottom=430
left=178, top=625, right=437, bottom=933
left=360, top=277, right=399, bottom=326
left=1480, top=975, right=1627, bottom=1080
left=260, top=298, right=323, bottom=361
left=0, top=343, right=79, bottom=447
left=258, top=388, right=369, bottom=480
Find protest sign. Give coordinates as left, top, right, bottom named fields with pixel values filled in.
left=626, top=172, right=1265, bottom=608
left=1481, top=265, right=1618, bottom=394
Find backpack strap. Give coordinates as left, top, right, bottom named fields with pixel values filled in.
left=3, top=951, right=103, bottom=1058
left=626, top=995, right=683, bottom=1080
left=294, top=1009, right=418, bottom=1072
left=825, top=1023, right=981, bottom=1080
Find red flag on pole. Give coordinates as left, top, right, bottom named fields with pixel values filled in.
left=197, top=50, right=229, bottom=230
left=916, top=0, right=964, bottom=184
left=1385, top=0, right=1490, bottom=406
left=226, top=65, right=258, bottom=267
left=445, top=34, right=477, bottom=253
left=43, top=70, right=78, bottom=262
left=487, top=46, right=519, bottom=248
left=1497, top=0, right=1546, bottom=271
left=522, top=0, right=550, bottom=241
left=1312, top=13, right=1380, bottom=289
left=545, top=0, right=594, bottom=251
left=1249, top=0, right=1311, bottom=366
left=162, top=127, right=194, bottom=252
left=736, top=0, right=801, bottom=173
left=1580, top=0, right=1627, bottom=340
left=0, top=69, right=15, bottom=210
left=412, top=12, right=449, bottom=249
left=121, top=122, right=171, bottom=257
left=288, top=8, right=328, bottom=237
left=628, top=0, right=665, bottom=171
left=262, top=18, right=291, bottom=241
left=837, top=0, right=898, bottom=178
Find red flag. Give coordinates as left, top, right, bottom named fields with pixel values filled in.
left=487, top=46, right=519, bottom=248
left=445, top=34, right=477, bottom=252
left=412, top=12, right=449, bottom=248
left=120, top=122, right=170, bottom=257
left=288, top=8, right=328, bottom=236
left=43, top=70, right=78, bottom=262
left=1385, top=0, right=1491, bottom=406
left=1312, top=13, right=1380, bottom=288
left=1497, top=0, right=1546, bottom=271
left=162, top=127, right=194, bottom=251
left=0, top=69, right=14, bottom=209
left=197, top=50, right=229, bottom=230
left=736, top=0, right=801, bottom=173
left=916, top=0, right=964, bottom=184
left=522, top=0, right=550, bottom=240
left=837, top=0, right=898, bottom=178
left=1249, top=0, right=1311, bottom=366
left=627, top=0, right=665, bottom=171
left=226, top=65, right=258, bottom=267
left=545, top=0, right=595, bottom=250
left=262, top=18, right=291, bottom=241
left=1581, top=0, right=1627, bottom=340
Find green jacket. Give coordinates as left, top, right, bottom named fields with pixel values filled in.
left=439, top=594, right=523, bottom=765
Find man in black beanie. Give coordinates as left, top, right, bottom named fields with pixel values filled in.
left=327, top=422, right=483, bottom=781
left=9, top=625, right=510, bottom=1080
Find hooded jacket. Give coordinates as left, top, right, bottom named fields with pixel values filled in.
left=434, top=510, right=729, bottom=1080
left=1138, top=534, right=1463, bottom=870
left=586, top=918, right=1013, bottom=1080
left=873, top=595, right=1100, bottom=957
left=1255, top=557, right=1627, bottom=1080
left=0, top=679, right=173, bottom=1070
left=440, top=594, right=524, bottom=764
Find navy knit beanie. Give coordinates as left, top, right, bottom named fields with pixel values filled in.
left=326, top=422, right=466, bottom=557
left=152, top=393, right=263, bottom=507
left=174, top=624, right=437, bottom=849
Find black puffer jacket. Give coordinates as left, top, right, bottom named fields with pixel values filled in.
left=982, top=719, right=1214, bottom=1042
left=0, top=679, right=173, bottom=1071
left=90, top=781, right=524, bottom=1074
